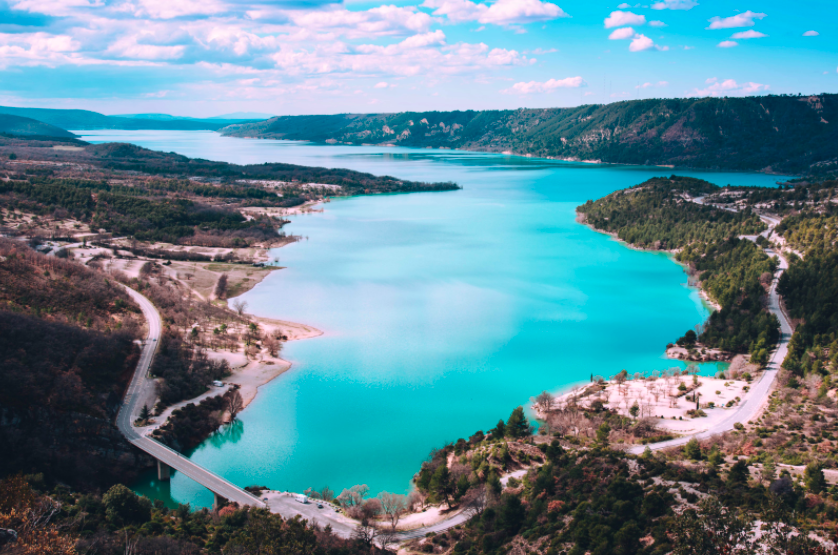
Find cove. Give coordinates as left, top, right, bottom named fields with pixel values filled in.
left=79, top=131, right=790, bottom=508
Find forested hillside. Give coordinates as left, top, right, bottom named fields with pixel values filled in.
left=0, top=136, right=458, bottom=244
left=0, top=114, right=77, bottom=139
left=776, top=194, right=838, bottom=378
left=578, top=176, right=779, bottom=359
left=222, top=94, right=838, bottom=174
left=0, top=239, right=145, bottom=489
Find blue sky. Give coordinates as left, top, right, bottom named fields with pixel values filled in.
left=0, top=0, right=835, bottom=116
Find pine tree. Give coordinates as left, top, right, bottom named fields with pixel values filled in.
left=139, top=404, right=151, bottom=425
left=595, top=422, right=611, bottom=449
left=684, top=438, right=702, bottom=461
left=804, top=462, right=826, bottom=494
left=430, top=465, right=453, bottom=507
left=506, top=406, right=532, bottom=438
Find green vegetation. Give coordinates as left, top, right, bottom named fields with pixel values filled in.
left=0, top=113, right=77, bottom=139
left=406, top=410, right=836, bottom=555
left=222, top=94, right=838, bottom=175
left=769, top=187, right=838, bottom=375
left=87, top=142, right=459, bottom=195
left=578, top=176, right=779, bottom=356
left=578, top=176, right=765, bottom=249
left=0, top=138, right=458, bottom=244
left=0, top=241, right=143, bottom=489
left=679, top=238, right=778, bottom=357
left=0, top=473, right=373, bottom=555
left=150, top=333, right=230, bottom=407
left=778, top=244, right=838, bottom=375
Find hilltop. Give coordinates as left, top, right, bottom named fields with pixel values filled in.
left=0, top=114, right=77, bottom=139
left=221, top=94, right=838, bottom=175
left=0, top=106, right=261, bottom=132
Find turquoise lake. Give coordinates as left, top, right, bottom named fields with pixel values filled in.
left=80, top=130, right=790, bottom=508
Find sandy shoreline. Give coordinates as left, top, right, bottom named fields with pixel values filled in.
left=536, top=365, right=760, bottom=436
left=221, top=315, right=323, bottom=409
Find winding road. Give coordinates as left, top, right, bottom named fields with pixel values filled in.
left=627, top=209, right=792, bottom=454
left=116, top=284, right=264, bottom=509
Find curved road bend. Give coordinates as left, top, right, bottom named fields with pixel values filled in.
left=628, top=212, right=791, bottom=454
left=116, top=284, right=264, bottom=508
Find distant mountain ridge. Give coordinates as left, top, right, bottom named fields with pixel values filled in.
left=220, top=95, right=838, bottom=175
left=0, top=106, right=263, bottom=131
left=0, top=114, right=77, bottom=138
left=115, top=112, right=273, bottom=122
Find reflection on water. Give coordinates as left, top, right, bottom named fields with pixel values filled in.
left=210, top=419, right=244, bottom=447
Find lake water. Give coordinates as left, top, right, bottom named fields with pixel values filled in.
left=79, top=130, right=789, bottom=508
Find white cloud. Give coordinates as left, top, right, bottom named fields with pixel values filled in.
left=374, top=81, right=389, bottom=88
left=530, top=47, right=557, bottom=54
left=266, top=31, right=530, bottom=80
left=707, top=11, right=766, bottom=30
left=607, top=26, right=667, bottom=51
left=9, top=0, right=101, bottom=17
left=717, top=40, right=738, bottom=48
left=501, top=75, right=586, bottom=94
left=651, top=0, right=697, bottom=10
left=649, top=20, right=666, bottom=27
left=731, top=30, right=767, bottom=39
left=399, top=30, right=447, bottom=48
left=422, top=0, right=569, bottom=26
left=617, top=3, right=631, bottom=8
left=803, top=30, right=819, bottom=37
left=287, top=6, right=434, bottom=39
left=133, top=0, right=227, bottom=19
left=604, top=10, right=645, bottom=28
left=630, top=34, right=655, bottom=51
left=694, top=77, right=769, bottom=97
left=636, top=81, right=668, bottom=88
left=107, top=35, right=185, bottom=59
left=608, top=27, right=635, bottom=40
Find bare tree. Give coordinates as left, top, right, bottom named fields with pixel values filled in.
left=378, top=492, right=407, bottom=530
left=337, top=484, right=370, bottom=508
left=407, top=490, right=427, bottom=512
left=232, top=299, right=248, bottom=316
left=263, top=335, right=282, bottom=357
left=226, top=390, right=244, bottom=420
left=377, top=528, right=399, bottom=553
left=214, top=273, right=228, bottom=299
left=319, top=486, right=335, bottom=502
left=139, top=261, right=153, bottom=279
left=461, top=485, right=487, bottom=518
left=352, top=521, right=378, bottom=547
left=532, top=391, right=553, bottom=412
left=350, top=499, right=381, bottom=546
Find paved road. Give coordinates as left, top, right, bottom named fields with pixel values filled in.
left=627, top=211, right=792, bottom=454
left=266, top=494, right=358, bottom=538
left=116, top=284, right=264, bottom=508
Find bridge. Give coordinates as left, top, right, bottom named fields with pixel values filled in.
left=115, top=285, right=264, bottom=510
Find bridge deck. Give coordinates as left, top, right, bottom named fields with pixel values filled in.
left=116, top=285, right=263, bottom=508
